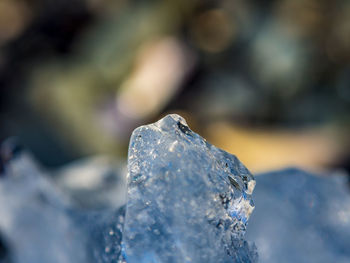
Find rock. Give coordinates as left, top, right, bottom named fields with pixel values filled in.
left=246, top=168, right=350, bottom=263
left=122, top=114, right=257, bottom=263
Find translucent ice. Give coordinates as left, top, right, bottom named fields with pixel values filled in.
left=0, top=144, right=124, bottom=263
left=0, top=151, right=87, bottom=263
left=123, top=114, right=257, bottom=263
left=0, top=115, right=257, bottom=263
left=246, top=169, right=350, bottom=263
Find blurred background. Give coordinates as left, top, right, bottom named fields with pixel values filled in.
left=0, top=0, right=349, bottom=174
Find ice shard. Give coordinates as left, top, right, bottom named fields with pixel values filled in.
left=246, top=168, right=350, bottom=263
left=0, top=115, right=258, bottom=263
left=0, top=150, right=88, bottom=263
left=0, top=140, right=125, bottom=263
left=122, top=114, right=257, bottom=263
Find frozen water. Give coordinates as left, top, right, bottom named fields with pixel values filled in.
left=2, top=115, right=349, bottom=263
left=123, top=114, right=257, bottom=263
left=0, top=116, right=257, bottom=263
left=0, top=152, right=87, bottom=263
left=0, top=141, right=125, bottom=263
left=55, top=156, right=127, bottom=209
left=77, top=207, right=125, bottom=263
left=246, top=168, right=350, bottom=263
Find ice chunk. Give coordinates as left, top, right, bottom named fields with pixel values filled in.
left=0, top=115, right=257, bottom=263
left=54, top=156, right=127, bottom=209
left=0, top=140, right=125, bottom=263
left=246, top=168, right=350, bottom=263
left=0, top=151, right=88, bottom=263
left=123, top=114, right=257, bottom=263
left=77, top=207, right=125, bottom=263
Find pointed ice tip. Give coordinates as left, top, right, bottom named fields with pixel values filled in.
left=155, top=114, right=188, bottom=127
left=125, top=113, right=257, bottom=262
left=166, top=114, right=188, bottom=125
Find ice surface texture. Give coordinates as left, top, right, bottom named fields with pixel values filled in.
left=123, top=114, right=257, bottom=263
left=246, top=169, right=350, bottom=263
left=0, top=142, right=124, bottom=263
left=0, top=152, right=87, bottom=263
left=1, top=115, right=350, bottom=263
left=0, top=115, right=257, bottom=263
